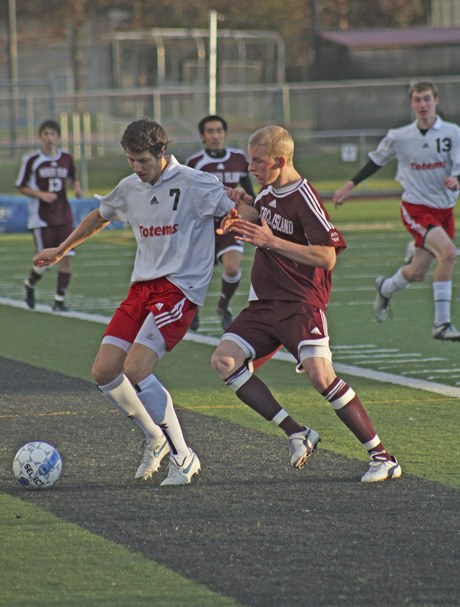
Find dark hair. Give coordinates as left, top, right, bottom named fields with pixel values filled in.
left=120, top=119, right=168, bottom=156
left=38, top=120, right=60, bottom=136
left=198, top=115, right=228, bottom=135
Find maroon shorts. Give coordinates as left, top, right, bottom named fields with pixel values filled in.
left=215, top=223, right=244, bottom=262
left=225, top=299, right=329, bottom=362
left=32, top=225, right=75, bottom=254
left=104, top=277, right=197, bottom=351
left=400, top=202, right=455, bottom=248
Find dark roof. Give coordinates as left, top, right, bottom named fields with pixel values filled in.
left=319, top=27, right=460, bottom=49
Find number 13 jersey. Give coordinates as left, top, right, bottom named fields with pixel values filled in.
left=16, top=148, right=76, bottom=229
left=369, top=116, right=460, bottom=209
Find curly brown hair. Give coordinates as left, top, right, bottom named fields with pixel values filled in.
left=120, top=119, right=169, bottom=157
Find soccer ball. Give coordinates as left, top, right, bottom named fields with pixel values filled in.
left=13, top=441, right=62, bottom=489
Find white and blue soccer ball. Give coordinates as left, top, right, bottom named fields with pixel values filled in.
left=13, top=441, right=62, bottom=489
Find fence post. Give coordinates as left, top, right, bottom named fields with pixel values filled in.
left=282, top=84, right=290, bottom=125
left=83, top=111, right=92, bottom=160
left=72, top=112, right=81, bottom=160
left=60, top=112, right=69, bottom=150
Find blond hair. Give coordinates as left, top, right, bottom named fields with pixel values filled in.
left=248, top=126, right=294, bottom=164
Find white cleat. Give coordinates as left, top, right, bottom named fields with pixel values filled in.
left=160, top=450, right=201, bottom=486
left=135, top=439, right=170, bottom=480
left=373, top=276, right=392, bottom=322
left=432, top=322, right=460, bottom=342
left=361, top=456, right=402, bottom=483
left=288, top=427, right=321, bottom=469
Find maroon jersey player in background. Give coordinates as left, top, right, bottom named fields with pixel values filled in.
left=16, top=119, right=82, bottom=311
left=212, top=125, right=401, bottom=483
left=186, top=115, right=255, bottom=331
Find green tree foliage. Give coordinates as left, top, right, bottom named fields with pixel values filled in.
left=319, top=0, right=430, bottom=29
left=4, top=0, right=430, bottom=83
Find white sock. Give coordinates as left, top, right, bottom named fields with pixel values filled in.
left=135, top=374, right=190, bottom=462
left=433, top=281, right=452, bottom=326
left=222, top=270, right=242, bottom=284
left=98, top=373, right=164, bottom=443
left=381, top=268, right=410, bottom=297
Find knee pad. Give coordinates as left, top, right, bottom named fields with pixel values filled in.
left=296, top=344, right=332, bottom=373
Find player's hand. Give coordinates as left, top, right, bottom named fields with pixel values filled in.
left=232, top=216, right=274, bottom=249
left=40, top=192, right=58, bottom=204
left=216, top=208, right=241, bottom=235
left=332, top=181, right=354, bottom=208
left=33, top=247, right=63, bottom=268
left=443, top=176, right=460, bottom=191
left=74, top=180, right=83, bottom=198
left=225, top=187, right=253, bottom=207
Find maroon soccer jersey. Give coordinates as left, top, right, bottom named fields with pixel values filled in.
left=249, top=178, right=346, bottom=308
left=186, top=147, right=254, bottom=256
left=186, top=148, right=251, bottom=188
left=16, top=149, right=76, bottom=228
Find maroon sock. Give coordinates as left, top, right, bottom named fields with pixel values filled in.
left=56, top=272, right=71, bottom=298
left=322, top=377, right=389, bottom=458
left=227, top=368, right=303, bottom=435
left=218, top=277, right=240, bottom=310
left=27, top=269, right=43, bottom=287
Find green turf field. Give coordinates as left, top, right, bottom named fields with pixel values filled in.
left=0, top=197, right=458, bottom=606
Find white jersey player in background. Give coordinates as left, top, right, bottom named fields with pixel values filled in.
left=32, top=119, right=246, bottom=486
left=333, top=80, right=460, bottom=341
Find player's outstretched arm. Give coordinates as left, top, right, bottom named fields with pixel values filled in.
left=216, top=208, right=241, bottom=235
left=332, top=180, right=355, bottom=208
left=33, top=209, right=109, bottom=268
left=217, top=188, right=258, bottom=235
left=226, top=187, right=258, bottom=222
left=333, top=160, right=382, bottom=208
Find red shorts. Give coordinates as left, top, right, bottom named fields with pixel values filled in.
left=104, top=277, right=197, bottom=351
left=400, top=202, right=455, bottom=248
left=225, top=299, right=329, bottom=362
left=32, top=225, right=75, bottom=255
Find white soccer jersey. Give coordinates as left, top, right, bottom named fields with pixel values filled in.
left=97, top=155, right=233, bottom=305
left=369, top=116, right=460, bottom=209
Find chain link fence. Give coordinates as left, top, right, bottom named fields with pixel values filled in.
left=1, top=77, right=459, bottom=195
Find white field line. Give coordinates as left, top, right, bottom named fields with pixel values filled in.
left=1, top=296, right=459, bottom=400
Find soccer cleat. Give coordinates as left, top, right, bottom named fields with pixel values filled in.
left=160, top=450, right=201, bottom=486
left=190, top=310, right=200, bottom=331
left=288, top=427, right=321, bottom=469
left=52, top=300, right=68, bottom=312
left=135, top=438, right=170, bottom=480
left=24, top=282, right=35, bottom=309
left=361, top=455, right=402, bottom=483
left=217, top=306, right=233, bottom=331
left=432, top=322, right=460, bottom=342
left=373, top=276, right=392, bottom=322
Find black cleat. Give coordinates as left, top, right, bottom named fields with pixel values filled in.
left=217, top=306, right=233, bottom=331
left=52, top=301, right=68, bottom=312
